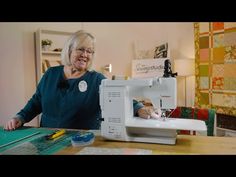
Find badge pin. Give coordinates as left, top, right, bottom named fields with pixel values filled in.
left=78, top=80, right=87, bottom=92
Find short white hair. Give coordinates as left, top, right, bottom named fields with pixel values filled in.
left=61, top=30, right=95, bottom=71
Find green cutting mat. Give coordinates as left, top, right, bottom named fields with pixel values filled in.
left=0, top=126, right=77, bottom=154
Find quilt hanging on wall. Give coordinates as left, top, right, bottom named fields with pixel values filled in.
left=194, top=22, right=236, bottom=116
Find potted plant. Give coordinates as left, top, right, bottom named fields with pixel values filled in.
left=42, top=39, right=52, bottom=51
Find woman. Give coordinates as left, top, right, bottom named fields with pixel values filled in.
left=4, top=30, right=159, bottom=131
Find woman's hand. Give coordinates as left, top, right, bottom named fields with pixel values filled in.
left=137, top=107, right=162, bottom=119
left=4, top=117, right=23, bottom=131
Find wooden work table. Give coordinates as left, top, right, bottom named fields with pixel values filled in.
left=1, top=126, right=235, bottom=155
left=58, top=134, right=236, bottom=155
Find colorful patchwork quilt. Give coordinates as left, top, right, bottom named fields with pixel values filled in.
left=194, top=22, right=236, bottom=116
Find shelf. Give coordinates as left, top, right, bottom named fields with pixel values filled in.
left=42, top=51, right=61, bottom=55
left=216, top=127, right=236, bottom=133
left=41, top=29, right=73, bottom=36
left=35, top=28, right=73, bottom=84
left=216, top=127, right=236, bottom=137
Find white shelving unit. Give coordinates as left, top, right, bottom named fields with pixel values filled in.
left=35, top=29, right=74, bottom=83
left=34, top=29, right=74, bottom=126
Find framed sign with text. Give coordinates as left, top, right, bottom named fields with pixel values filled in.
left=132, top=58, right=167, bottom=78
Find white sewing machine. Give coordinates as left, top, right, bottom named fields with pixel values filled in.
left=99, top=77, right=207, bottom=145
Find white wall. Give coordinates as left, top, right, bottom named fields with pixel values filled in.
left=0, top=22, right=194, bottom=127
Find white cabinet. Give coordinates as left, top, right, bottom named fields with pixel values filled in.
left=35, top=29, right=74, bottom=83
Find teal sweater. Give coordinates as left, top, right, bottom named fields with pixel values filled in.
left=17, top=66, right=143, bottom=129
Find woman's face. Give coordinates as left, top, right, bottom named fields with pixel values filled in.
left=70, top=36, right=94, bottom=71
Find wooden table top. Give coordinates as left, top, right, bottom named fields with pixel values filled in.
left=57, top=134, right=236, bottom=155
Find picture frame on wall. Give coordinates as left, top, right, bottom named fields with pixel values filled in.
left=154, top=43, right=168, bottom=58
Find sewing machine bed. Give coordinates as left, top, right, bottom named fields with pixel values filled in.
left=124, top=117, right=207, bottom=143
left=126, top=117, right=207, bottom=131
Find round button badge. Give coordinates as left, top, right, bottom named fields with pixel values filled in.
left=78, top=80, right=87, bottom=92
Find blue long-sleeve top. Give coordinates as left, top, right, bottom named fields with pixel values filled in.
left=17, top=65, right=143, bottom=130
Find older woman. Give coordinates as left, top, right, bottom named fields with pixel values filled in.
left=4, top=30, right=159, bottom=131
